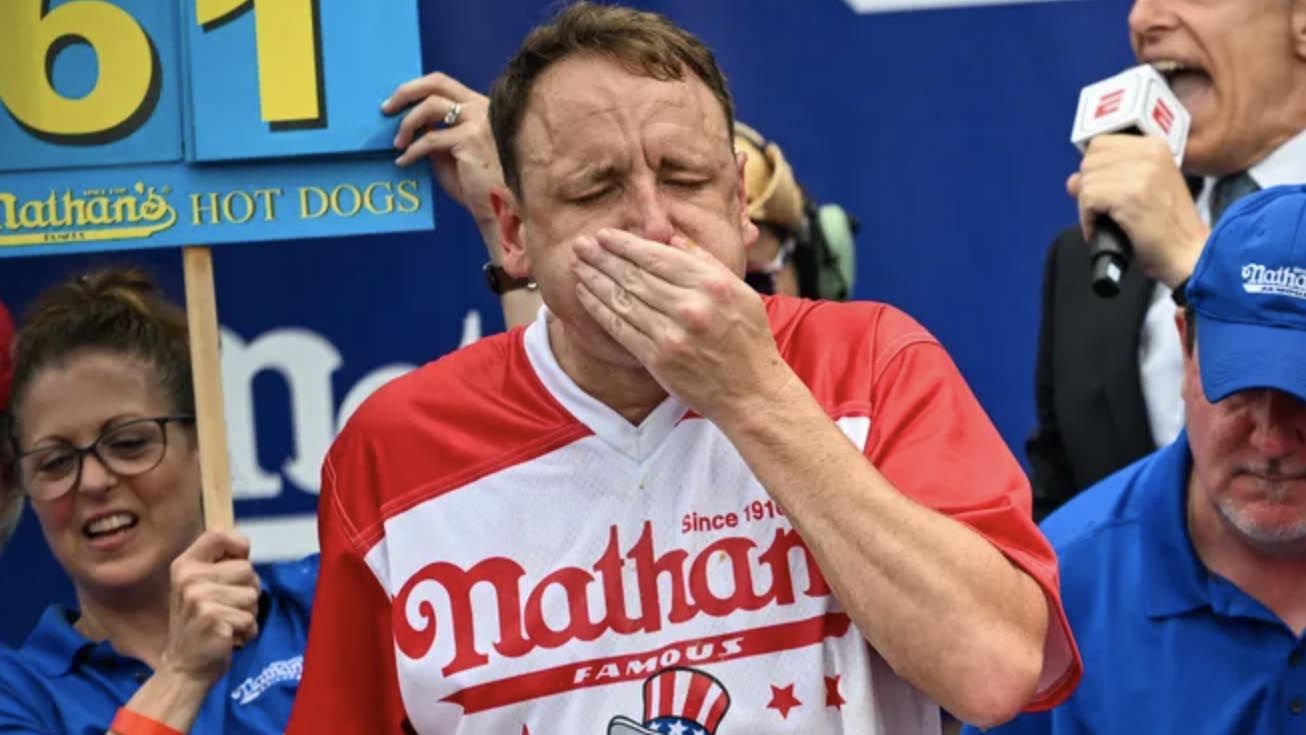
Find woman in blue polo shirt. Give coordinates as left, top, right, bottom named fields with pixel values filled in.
left=0, top=269, right=315, bottom=735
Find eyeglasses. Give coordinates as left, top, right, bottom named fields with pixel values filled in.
left=15, top=415, right=195, bottom=502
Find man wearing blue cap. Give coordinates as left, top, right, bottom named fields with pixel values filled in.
left=968, top=185, right=1306, bottom=733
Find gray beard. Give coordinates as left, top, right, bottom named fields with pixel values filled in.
left=1216, top=495, right=1306, bottom=551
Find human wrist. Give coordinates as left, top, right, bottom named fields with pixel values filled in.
left=475, top=218, right=505, bottom=263
left=1158, top=235, right=1204, bottom=290
left=120, top=668, right=212, bottom=734
left=110, top=708, right=184, bottom=735
left=710, top=363, right=806, bottom=439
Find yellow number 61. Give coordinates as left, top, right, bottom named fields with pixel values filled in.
left=0, top=0, right=157, bottom=142
left=0, top=0, right=323, bottom=144
left=199, top=0, right=324, bottom=126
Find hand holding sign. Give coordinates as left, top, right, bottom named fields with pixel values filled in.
left=0, top=0, right=432, bottom=530
left=386, top=74, right=504, bottom=244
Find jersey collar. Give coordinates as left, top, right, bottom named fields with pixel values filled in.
left=523, top=309, right=690, bottom=464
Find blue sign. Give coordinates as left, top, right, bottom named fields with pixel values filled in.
left=0, top=0, right=434, bottom=255
left=184, top=1, right=424, bottom=162
left=0, top=0, right=185, bottom=172
left=0, top=162, right=428, bottom=257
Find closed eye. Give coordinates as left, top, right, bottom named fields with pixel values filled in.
left=34, top=451, right=77, bottom=478
left=570, top=187, right=616, bottom=205
left=104, top=435, right=152, bottom=459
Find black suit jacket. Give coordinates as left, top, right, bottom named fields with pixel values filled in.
left=1026, top=226, right=1159, bottom=519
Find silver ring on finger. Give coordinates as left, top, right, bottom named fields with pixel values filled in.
left=442, top=101, right=463, bottom=127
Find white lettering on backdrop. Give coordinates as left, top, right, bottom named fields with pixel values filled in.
left=223, top=309, right=483, bottom=560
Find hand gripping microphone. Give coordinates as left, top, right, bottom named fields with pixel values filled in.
left=1070, top=65, right=1190, bottom=297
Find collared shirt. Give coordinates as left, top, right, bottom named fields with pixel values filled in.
left=0, top=555, right=317, bottom=735
left=288, top=296, right=1079, bottom=735
left=1195, top=129, right=1306, bottom=218
left=1140, top=129, right=1306, bottom=450
left=965, top=433, right=1306, bottom=734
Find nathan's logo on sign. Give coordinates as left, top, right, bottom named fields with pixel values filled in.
left=1241, top=262, right=1306, bottom=301
left=0, top=0, right=432, bottom=258
left=392, top=523, right=832, bottom=677
left=0, top=175, right=426, bottom=254
left=0, top=183, right=177, bottom=247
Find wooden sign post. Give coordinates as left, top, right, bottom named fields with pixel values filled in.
left=182, top=247, right=235, bottom=530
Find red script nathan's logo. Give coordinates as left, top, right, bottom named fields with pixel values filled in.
left=392, top=522, right=831, bottom=676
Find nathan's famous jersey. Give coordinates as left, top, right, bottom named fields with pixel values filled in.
left=288, top=295, right=1079, bottom=735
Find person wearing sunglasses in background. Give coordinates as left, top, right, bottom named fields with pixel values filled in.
left=0, top=269, right=316, bottom=735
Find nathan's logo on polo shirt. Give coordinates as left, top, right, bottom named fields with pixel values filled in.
left=1241, top=263, right=1306, bottom=301
left=230, top=655, right=303, bottom=706
left=392, top=522, right=846, bottom=714
left=0, top=183, right=178, bottom=248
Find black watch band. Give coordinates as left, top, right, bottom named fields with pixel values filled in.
left=1171, top=276, right=1191, bottom=307
left=483, top=262, right=536, bottom=295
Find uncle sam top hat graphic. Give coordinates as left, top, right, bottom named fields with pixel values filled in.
left=607, top=667, right=731, bottom=735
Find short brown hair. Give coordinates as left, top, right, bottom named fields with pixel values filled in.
left=489, top=1, right=735, bottom=196
left=9, top=268, right=193, bottom=440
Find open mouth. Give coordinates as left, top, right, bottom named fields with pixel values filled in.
left=1150, top=59, right=1213, bottom=109
left=83, top=512, right=140, bottom=541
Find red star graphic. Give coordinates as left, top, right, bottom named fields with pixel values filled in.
left=825, top=675, right=847, bottom=709
left=521, top=727, right=530, bottom=735
left=767, top=683, right=802, bottom=719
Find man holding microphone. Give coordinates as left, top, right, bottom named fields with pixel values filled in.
left=1028, top=0, right=1306, bottom=516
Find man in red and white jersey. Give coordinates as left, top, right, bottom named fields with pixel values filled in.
left=288, top=3, right=1082, bottom=733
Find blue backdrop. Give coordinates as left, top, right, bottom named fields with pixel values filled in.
left=0, top=0, right=1134, bottom=645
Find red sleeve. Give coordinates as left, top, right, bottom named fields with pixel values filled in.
left=286, top=442, right=409, bottom=734
left=865, top=309, right=1082, bottom=711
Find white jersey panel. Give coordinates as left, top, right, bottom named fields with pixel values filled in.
left=375, top=413, right=938, bottom=734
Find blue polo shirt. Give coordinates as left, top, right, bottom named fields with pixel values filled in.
left=963, top=433, right=1306, bottom=734
left=0, top=555, right=317, bottom=735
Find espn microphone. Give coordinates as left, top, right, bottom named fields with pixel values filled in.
left=1070, top=65, right=1190, bottom=297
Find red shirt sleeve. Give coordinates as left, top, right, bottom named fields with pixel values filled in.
left=286, top=440, right=409, bottom=734
left=865, top=308, right=1082, bottom=711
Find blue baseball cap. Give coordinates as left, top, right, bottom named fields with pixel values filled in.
left=1186, top=184, right=1306, bottom=404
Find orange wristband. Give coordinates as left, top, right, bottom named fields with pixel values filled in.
left=110, top=708, right=184, bottom=735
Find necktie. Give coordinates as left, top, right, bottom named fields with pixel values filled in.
left=1209, top=171, right=1261, bottom=224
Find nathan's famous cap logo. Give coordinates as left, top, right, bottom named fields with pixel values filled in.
left=1241, top=262, right=1306, bottom=301
left=0, top=183, right=177, bottom=248
left=608, top=667, right=731, bottom=735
